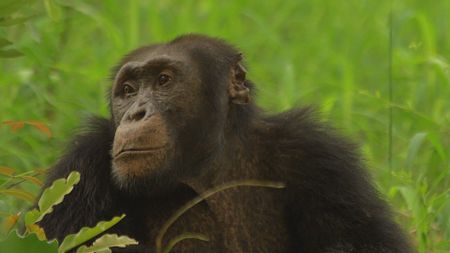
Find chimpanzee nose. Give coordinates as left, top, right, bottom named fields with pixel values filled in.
left=123, top=100, right=155, bottom=123
left=127, top=108, right=147, bottom=122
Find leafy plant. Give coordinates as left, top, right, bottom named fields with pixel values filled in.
left=24, top=171, right=80, bottom=227
left=76, top=234, right=138, bottom=253
left=0, top=0, right=31, bottom=58
left=58, top=214, right=131, bottom=253
left=0, top=171, right=137, bottom=253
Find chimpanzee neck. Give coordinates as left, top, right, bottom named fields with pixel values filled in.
left=183, top=116, right=265, bottom=195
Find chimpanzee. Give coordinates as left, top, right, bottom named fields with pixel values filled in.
left=37, top=34, right=414, bottom=253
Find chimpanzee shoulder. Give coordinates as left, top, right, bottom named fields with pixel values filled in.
left=39, top=117, right=116, bottom=241
left=257, top=107, right=413, bottom=252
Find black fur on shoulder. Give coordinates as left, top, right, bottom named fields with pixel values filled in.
left=38, top=117, right=116, bottom=241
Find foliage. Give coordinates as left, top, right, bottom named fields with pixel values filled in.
left=58, top=214, right=129, bottom=253
left=0, top=0, right=449, bottom=252
left=25, top=171, right=80, bottom=226
left=0, top=171, right=136, bottom=253
left=0, top=231, right=59, bottom=252
left=0, top=0, right=33, bottom=58
left=76, top=234, right=138, bottom=253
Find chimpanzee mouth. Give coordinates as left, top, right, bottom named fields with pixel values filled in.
left=114, top=146, right=167, bottom=159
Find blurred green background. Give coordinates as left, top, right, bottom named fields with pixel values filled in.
left=0, top=0, right=449, bottom=252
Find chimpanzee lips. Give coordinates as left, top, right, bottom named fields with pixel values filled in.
left=112, top=114, right=170, bottom=160
left=114, top=146, right=167, bottom=159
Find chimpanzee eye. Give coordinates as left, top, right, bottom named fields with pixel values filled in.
left=123, top=83, right=136, bottom=96
left=158, top=74, right=171, bottom=86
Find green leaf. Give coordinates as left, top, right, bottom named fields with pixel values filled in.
left=405, top=132, right=427, bottom=169
left=0, top=188, right=36, bottom=203
left=0, top=15, right=36, bottom=26
left=426, top=132, right=447, bottom=162
left=0, top=0, right=29, bottom=16
left=44, top=0, right=61, bottom=21
left=76, top=234, right=138, bottom=253
left=0, top=38, right=12, bottom=48
left=24, top=171, right=80, bottom=226
left=0, top=48, right=22, bottom=58
left=58, top=215, right=126, bottom=253
left=0, top=230, right=58, bottom=253
left=397, top=186, right=427, bottom=225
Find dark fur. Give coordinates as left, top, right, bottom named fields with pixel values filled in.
left=38, top=35, right=414, bottom=252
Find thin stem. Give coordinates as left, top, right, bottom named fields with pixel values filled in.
left=162, top=233, right=210, bottom=253
left=155, top=180, right=285, bottom=253
left=388, top=0, right=394, bottom=171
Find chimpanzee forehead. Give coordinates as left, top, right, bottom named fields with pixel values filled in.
left=126, top=35, right=239, bottom=65
left=112, top=35, right=240, bottom=79
left=114, top=58, right=187, bottom=82
left=112, top=44, right=193, bottom=78
left=126, top=44, right=191, bottom=64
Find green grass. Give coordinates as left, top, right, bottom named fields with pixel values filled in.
left=0, top=0, right=449, bottom=252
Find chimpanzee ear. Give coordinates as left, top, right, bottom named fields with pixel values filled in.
left=228, top=53, right=250, bottom=105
